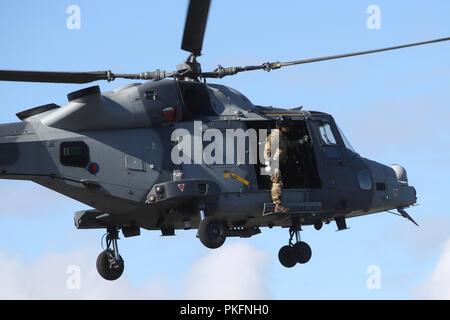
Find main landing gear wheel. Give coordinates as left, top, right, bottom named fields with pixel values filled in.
left=293, top=241, right=312, bottom=264
left=97, top=249, right=124, bottom=281
left=278, top=227, right=313, bottom=268
left=278, top=245, right=297, bottom=268
left=198, top=217, right=227, bottom=249
left=97, top=227, right=124, bottom=281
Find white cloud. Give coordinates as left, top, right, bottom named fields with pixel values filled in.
left=413, top=238, right=450, bottom=299
left=184, top=242, right=272, bottom=300
left=0, top=241, right=272, bottom=300
left=0, top=247, right=172, bottom=299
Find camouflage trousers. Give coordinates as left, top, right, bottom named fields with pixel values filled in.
left=270, top=170, right=283, bottom=205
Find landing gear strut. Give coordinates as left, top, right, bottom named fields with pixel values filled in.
left=96, top=227, right=124, bottom=281
left=278, top=227, right=312, bottom=268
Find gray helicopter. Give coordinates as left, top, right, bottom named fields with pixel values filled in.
left=0, top=0, right=447, bottom=281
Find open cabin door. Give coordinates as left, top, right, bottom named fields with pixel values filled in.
left=246, top=119, right=321, bottom=190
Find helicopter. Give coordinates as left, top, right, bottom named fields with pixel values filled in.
left=0, top=0, right=448, bottom=281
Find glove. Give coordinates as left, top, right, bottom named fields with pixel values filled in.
left=264, top=160, right=279, bottom=175
left=264, top=161, right=272, bottom=173
left=302, top=135, right=309, bottom=143
left=273, top=149, right=280, bottom=161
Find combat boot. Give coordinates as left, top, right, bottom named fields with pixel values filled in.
left=274, top=204, right=290, bottom=213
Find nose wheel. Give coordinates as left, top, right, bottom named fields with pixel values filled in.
left=96, top=227, right=124, bottom=281
left=278, top=227, right=312, bottom=268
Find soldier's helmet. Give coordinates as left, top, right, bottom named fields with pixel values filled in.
left=275, top=116, right=293, bottom=129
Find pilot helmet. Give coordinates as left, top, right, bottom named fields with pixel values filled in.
left=276, top=116, right=293, bottom=129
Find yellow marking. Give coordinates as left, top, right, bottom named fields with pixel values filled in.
left=263, top=113, right=304, bottom=116
left=223, top=171, right=249, bottom=186
left=231, top=173, right=249, bottom=186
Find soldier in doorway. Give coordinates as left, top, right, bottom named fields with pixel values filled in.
left=264, top=116, right=309, bottom=212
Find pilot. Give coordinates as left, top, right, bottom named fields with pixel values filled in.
left=264, top=116, right=309, bottom=213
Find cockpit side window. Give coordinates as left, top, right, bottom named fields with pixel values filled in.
left=317, top=122, right=337, bottom=145
left=315, top=120, right=343, bottom=159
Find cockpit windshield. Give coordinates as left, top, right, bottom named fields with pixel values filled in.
left=337, top=125, right=356, bottom=153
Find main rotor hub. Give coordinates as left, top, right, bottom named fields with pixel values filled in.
left=176, top=54, right=202, bottom=81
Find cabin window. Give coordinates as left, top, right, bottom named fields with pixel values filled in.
left=357, top=169, right=373, bottom=191
left=60, top=141, right=90, bottom=167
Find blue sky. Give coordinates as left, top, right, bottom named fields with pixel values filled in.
left=0, top=0, right=449, bottom=299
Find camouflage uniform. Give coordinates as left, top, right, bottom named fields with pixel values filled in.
left=264, top=129, right=301, bottom=205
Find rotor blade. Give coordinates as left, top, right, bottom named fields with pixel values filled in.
left=0, top=69, right=176, bottom=84
left=0, top=70, right=113, bottom=84
left=279, top=37, right=450, bottom=67
left=181, top=0, right=211, bottom=56
left=202, top=36, right=450, bottom=78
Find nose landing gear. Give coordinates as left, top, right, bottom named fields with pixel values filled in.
left=96, top=227, right=124, bottom=281
left=278, top=227, right=312, bottom=268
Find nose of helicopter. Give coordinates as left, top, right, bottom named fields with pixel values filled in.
left=390, top=164, right=408, bottom=184
left=409, top=185, right=417, bottom=205
left=389, top=164, right=417, bottom=207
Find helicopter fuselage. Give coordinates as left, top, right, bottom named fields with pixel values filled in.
left=0, top=79, right=417, bottom=236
